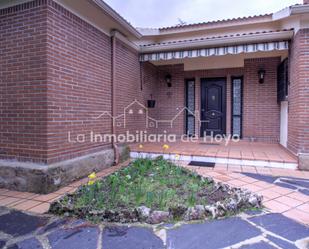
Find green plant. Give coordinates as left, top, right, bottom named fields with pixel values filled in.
left=55, top=158, right=227, bottom=214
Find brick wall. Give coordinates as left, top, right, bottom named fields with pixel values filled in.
left=151, top=64, right=185, bottom=135
left=243, top=57, right=281, bottom=142
left=0, top=1, right=48, bottom=162
left=45, top=1, right=113, bottom=163
left=114, top=39, right=147, bottom=136
left=0, top=0, right=115, bottom=163
left=288, top=29, right=309, bottom=154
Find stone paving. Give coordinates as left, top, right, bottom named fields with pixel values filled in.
left=0, top=207, right=308, bottom=249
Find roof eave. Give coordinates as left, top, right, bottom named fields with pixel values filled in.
left=290, top=4, right=309, bottom=15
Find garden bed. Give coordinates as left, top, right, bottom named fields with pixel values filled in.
left=49, top=157, right=262, bottom=224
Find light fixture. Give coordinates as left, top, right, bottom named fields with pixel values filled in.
left=165, top=74, right=172, bottom=87
left=258, top=69, right=266, bottom=84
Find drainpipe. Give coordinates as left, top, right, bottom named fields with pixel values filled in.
left=111, top=32, right=120, bottom=165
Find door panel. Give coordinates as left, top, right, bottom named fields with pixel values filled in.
left=200, top=78, right=226, bottom=136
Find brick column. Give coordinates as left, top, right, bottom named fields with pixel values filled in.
left=288, top=29, right=309, bottom=169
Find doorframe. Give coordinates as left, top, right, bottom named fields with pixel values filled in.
left=200, top=77, right=227, bottom=137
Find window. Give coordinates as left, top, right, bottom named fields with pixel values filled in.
left=231, top=77, right=243, bottom=138
left=277, top=58, right=289, bottom=102
left=186, top=79, right=195, bottom=136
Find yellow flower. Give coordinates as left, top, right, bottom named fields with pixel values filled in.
left=162, top=144, right=170, bottom=150
left=88, top=180, right=95, bottom=186
left=175, top=154, right=180, bottom=160
left=88, top=172, right=97, bottom=180
left=139, top=144, right=144, bottom=149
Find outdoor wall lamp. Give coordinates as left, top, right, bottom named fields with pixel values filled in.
left=165, top=74, right=172, bottom=87
left=258, top=69, right=266, bottom=84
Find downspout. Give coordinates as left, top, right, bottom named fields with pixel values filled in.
left=111, top=32, right=120, bottom=165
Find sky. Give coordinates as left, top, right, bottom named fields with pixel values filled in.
left=104, top=0, right=302, bottom=28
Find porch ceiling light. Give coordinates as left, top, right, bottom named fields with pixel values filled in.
left=258, top=69, right=266, bottom=84
left=165, top=74, right=172, bottom=87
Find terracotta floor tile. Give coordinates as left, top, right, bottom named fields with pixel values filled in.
left=226, top=172, right=245, bottom=179
left=283, top=208, right=309, bottom=225
left=227, top=179, right=247, bottom=187
left=13, top=192, right=37, bottom=199
left=47, top=195, right=62, bottom=203
left=33, top=193, right=61, bottom=202
left=240, top=176, right=259, bottom=184
left=214, top=175, right=233, bottom=182
left=0, top=195, right=8, bottom=200
left=28, top=202, right=50, bottom=214
left=1, top=190, right=24, bottom=197
left=286, top=192, right=309, bottom=202
left=242, top=184, right=264, bottom=193
left=55, top=187, right=73, bottom=195
left=258, top=189, right=282, bottom=200
left=12, top=200, right=42, bottom=211
left=268, top=186, right=295, bottom=195
left=69, top=178, right=88, bottom=187
left=255, top=167, right=272, bottom=174
left=0, top=189, right=9, bottom=195
left=203, top=171, right=221, bottom=177
left=296, top=203, right=309, bottom=213
left=0, top=197, right=22, bottom=206
left=7, top=199, right=25, bottom=208
left=241, top=166, right=257, bottom=173
left=275, top=196, right=304, bottom=208
left=253, top=181, right=274, bottom=189
left=263, top=200, right=291, bottom=213
left=67, top=187, right=78, bottom=194
left=214, top=164, right=228, bottom=170
left=227, top=165, right=242, bottom=172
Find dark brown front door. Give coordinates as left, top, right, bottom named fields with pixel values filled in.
left=200, top=78, right=226, bottom=136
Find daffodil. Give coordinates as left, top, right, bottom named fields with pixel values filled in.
left=88, top=180, right=95, bottom=186
left=88, top=172, right=97, bottom=179
left=175, top=154, right=180, bottom=160
left=162, top=144, right=170, bottom=150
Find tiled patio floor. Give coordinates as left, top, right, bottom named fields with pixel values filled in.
left=130, top=140, right=298, bottom=167
left=0, top=160, right=308, bottom=225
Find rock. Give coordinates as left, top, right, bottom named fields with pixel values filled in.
left=119, top=209, right=138, bottom=223
left=184, top=205, right=206, bottom=221
left=137, top=206, right=151, bottom=221
left=248, top=195, right=262, bottom=207
left=224, top=198, right=237, bottom=211
left=147, top=211, right=170, bottom=224
left=169, top=205, right=187, bottom=219
left=215, top=202, right=227, bottom=215
left=205, top=205, right=218, bottom=219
